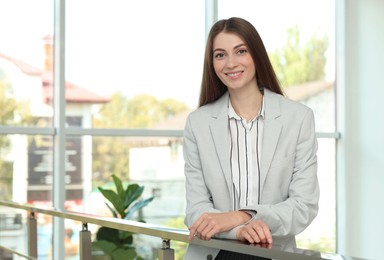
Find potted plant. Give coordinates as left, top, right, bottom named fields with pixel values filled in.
left=92, top=174, right=154, bottom=260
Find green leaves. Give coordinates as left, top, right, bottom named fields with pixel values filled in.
left=111, top=247, right=137, bottom=260
left=92, top=239, right=137, bottom=260
left=97, top=175, right=154, bottom=219
left=125, top=197, right=154, bottom=220
left=269, top=25, right=329, bottom=88
left=96, top=227, right=120, bottom=245
left=124, top=184, right=144, bottom=209
left=96, top=226, right=134, bottom=245
left=94, top=174, right=154, bottom=259
left=98, top=186, right=126, bottom=218
left=93, top=240, right=118, bottom=256
left=113, top=174, right=125, bottom=198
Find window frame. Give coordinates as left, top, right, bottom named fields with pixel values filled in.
left=0, top=0, right=341, bottom=257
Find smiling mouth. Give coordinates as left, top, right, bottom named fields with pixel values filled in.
left=226, top=71, right=242, bottom=77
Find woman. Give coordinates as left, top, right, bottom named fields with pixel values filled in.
left=183, top=17, right=319, bottom=259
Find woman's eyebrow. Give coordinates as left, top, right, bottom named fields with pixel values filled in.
left=234, top=43, right=246, bottom=49
left=213, top=47, right=225, bottom=53
left=213, top=43, right=246, bottom=53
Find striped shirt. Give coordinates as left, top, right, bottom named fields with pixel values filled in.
left=228, top=97, right=265, bottom=210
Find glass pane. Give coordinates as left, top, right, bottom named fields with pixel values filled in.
left=65, top=219, right=80, bottom=259
left=0, top=208, right=30, bottom=258
left=38, top=214, right=53, bottom=259
left=0, top=211, right=55, bottom=259
left=67, top=135, right=186, bottom=258
left=297, top=138, right=336, bottom=253
left=218, top=0, right=336, bottom=252
left=218, top=0, right=335, bottom=132
left=0, top=134, right=53, bottom=205
left=0, top=134, right=29, bottom=256
left=72, top=135, right=185, bottom=213
left=0, top=0, right=54, bottom=127
left=28, top=135, right=54, bottom=206
left=65, top=0, right=206, bottom=129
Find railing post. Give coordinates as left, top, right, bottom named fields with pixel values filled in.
left=28, top=211, right=37, bottom=258
left=80, top=223, right=92, bottom=260
left=158, top=239, right=174, bottom=260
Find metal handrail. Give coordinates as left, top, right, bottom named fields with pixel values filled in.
left=0, top=200, right=347, bottom=260
left=0, top=126, right=339, bottom=139
left=0, top=245, right=37, bottom=260
left=0, top=200, right=188, bottom=243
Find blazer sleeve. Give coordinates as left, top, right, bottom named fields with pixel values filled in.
left=183, top=114, right=221, bottom=227
left=253, top=108, right=320, bottom=237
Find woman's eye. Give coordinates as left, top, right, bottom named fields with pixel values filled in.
left=238, top=49, right=247, bottom=54
left=214, top=53, right=225, bottom=58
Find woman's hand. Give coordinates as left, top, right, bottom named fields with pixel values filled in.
left=188, top=211, right=251, bottom=241
left=236, top=219, right=273, bottom=244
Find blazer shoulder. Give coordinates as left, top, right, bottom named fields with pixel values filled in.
left=279, top=97, right=316, bottom=129
left=187, top=104, right=213, bottom=121
left=281, top=96, right=313, bottom=113
left=187, top=93, right=229, bottom=121
left=269, top=90, right=313, bottom=115
left=265, top=89, right=314, bottom=120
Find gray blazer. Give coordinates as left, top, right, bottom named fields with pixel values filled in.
left=183, top=89, right=319, bottom=259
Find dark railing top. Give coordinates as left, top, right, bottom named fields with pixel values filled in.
left=0, top=200, right=367, bottom=260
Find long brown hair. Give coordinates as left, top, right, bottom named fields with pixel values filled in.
left=199, top=17, right=283, bottom=107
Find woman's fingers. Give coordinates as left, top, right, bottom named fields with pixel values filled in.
left=189, top=214, right=214, bottom=240
left=250, top=221, right=272, bottom=243
left=237, top=220, right=273, bottom=244
left=189, top=212, right=231, bottom=241
left=189, top=219, right=204, bottom=240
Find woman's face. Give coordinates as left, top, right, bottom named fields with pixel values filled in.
left=212, top=32, right=257, bottom=92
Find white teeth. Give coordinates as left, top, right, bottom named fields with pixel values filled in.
left=227, top=72, right=241, bottom=77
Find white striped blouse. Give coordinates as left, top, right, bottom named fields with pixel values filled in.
left=227, top=97, right=265, bottom=210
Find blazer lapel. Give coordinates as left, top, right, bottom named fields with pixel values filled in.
left=206, top=90, right=283, bottom=203
left=209, top=93, right=234, bottom=195
left=260, top=89, right=282, bottom=193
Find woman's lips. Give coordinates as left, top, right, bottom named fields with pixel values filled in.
left=226, top=71, right=242, bottom=79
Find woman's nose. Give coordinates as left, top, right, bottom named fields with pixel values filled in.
left=226, top=54, right=238, bottom=68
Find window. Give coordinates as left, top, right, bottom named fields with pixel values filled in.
left=218, top=0, right=337, bottom=252
left=0, top=1, right=205, bottom=259
left=0, top=0, right=338, bottom=258
left=65, top=0, right=206, bottom=129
